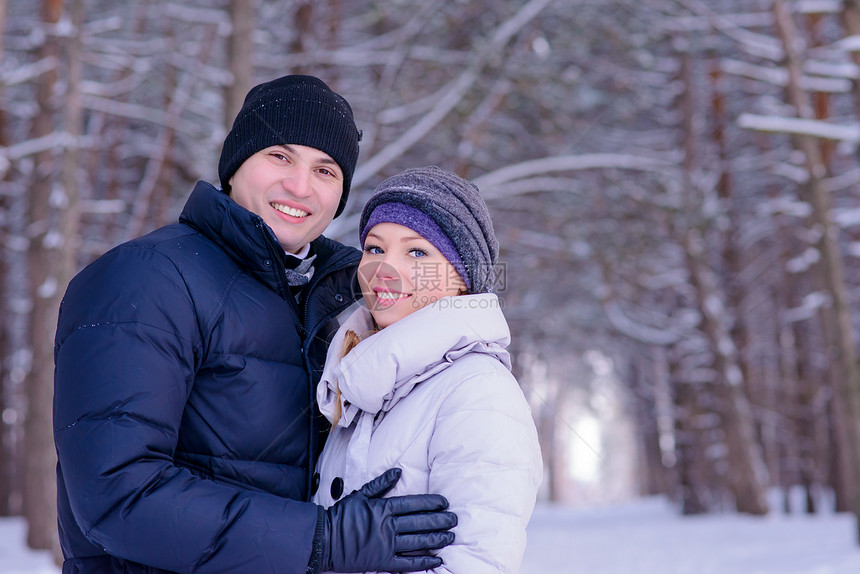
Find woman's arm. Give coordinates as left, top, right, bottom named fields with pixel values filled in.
left=426, top=362, right=543, bottom=574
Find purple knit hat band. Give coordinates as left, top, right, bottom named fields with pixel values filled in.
left=360, top=202, right=470, bottom=291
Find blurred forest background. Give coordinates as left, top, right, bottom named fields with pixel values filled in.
left=3, top=0, right=860, bottom=559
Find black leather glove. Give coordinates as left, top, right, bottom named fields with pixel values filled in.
left=321, top=468, right=457, bottom=572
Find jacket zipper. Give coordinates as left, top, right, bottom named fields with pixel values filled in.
left=300, top=251, right=360, bottom=501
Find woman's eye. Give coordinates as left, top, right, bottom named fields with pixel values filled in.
left=408, top=248, right=428, bottom=258
left=364, top=245, right=383, bottom=255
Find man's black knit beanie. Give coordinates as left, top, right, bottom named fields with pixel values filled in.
left=218, top=75, right=361, bottom=218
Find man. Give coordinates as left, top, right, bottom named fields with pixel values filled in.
left=53, top=75, right=456, bottom=574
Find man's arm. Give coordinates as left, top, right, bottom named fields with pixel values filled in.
left=54, top=247, right=322, bottom=572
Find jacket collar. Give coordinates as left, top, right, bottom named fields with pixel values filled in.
left=317, top=294, right=511, bottom=426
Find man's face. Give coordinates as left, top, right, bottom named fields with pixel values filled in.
left=229, top=144, right=344, bottom=254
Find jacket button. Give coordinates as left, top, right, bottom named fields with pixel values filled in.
left=311, top=472, right=320, bottom=496
left=331, top=476, right=344, bottom=500
left=335, top=294, right=344, bottom=302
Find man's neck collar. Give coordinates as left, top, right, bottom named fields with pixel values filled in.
left=289, top=242, right=312, bottom=260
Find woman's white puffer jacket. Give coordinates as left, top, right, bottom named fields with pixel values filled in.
left=314, top=294, right=543, bottom=574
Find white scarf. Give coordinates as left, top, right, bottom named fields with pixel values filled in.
left=317, top=294, right=511, bottom=480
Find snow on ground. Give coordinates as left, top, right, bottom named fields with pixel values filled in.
left=522, top=496, right=860, bottom=574
left=0, top=516, right=60, bottom=574
left=4, top=496, right=860, bottom=573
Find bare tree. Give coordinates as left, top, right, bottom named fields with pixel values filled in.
left=0, top=0, right=12, bottom=518
left=23, top=0, right=63, bottom=553
left=771, top=0, right=860, bottom=533
left=225, top=0, right=255, bottom=127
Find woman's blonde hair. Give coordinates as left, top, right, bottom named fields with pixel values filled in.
left=331, top=327, right=377, bottom=428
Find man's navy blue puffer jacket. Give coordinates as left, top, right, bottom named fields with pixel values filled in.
left=53, top=181, right=361, bottom=573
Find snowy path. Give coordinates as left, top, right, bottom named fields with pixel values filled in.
left=522, top=497, right=860, bottom=573
left=4, top=496, right=860, bottom=573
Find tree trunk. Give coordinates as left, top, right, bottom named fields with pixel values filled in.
left=710, top=55, right=773, bottom=513
left=677, top=49, right=769, bottom=515
left=630, top=349, right=672, bottom=497
left=829, top=391, right=854, bottom=512
left=0, top=0, right=11, bottom=518
left=682, top=229, right=770, bottom=514
left=23, top=0, right=63, bottom=552
left=288, top=2, right=314, bottom=77
left=517, top=350, right=567, bottom=501
left=0, top=264, right=9, bottom=516
left=25, top=0, right=82, bottom=557
left=225, top=0, right=256, bottom=129
left=60, top=0, right=82, bottom=285
left=0, top=297, right=8, bottom=517
left=670, top=363, right=710, bottom=514
left=775, top=0, right=860, bottom=535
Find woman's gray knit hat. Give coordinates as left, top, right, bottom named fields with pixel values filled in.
left=360, top=166, right=499, bottom=294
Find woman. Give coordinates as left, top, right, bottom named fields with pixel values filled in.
left=314, top=166, right=543, bottom=574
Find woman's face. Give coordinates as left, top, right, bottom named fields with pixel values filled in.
left=358, top=222, right=466, bottom=328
